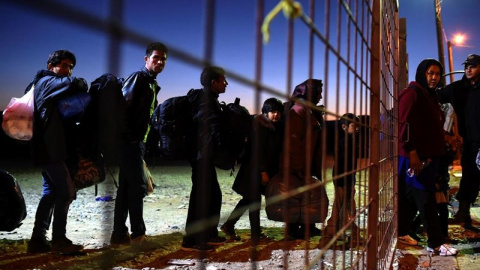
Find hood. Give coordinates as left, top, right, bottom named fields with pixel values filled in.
left=291, top=79, right=323, bottom=102
left=415, top=59, right=443, bottom=90
left=254, top=113, right=275, bottom=130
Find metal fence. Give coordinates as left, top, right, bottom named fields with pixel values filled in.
left=7, top=0, right=401, bottom=268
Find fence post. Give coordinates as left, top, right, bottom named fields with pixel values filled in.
left=367, top=0, right=382, bottom=268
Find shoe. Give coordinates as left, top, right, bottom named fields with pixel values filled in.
left=252, top=233, right=271, bottom=244
left=207, top=236, right=227, bottom=246
left=180, top=241, right=214, bottom=252
left=287, top=226, right=304, bottom=240
left=110, top=232, right=131, bottom=246
left=464, top=223, right=480, bottom=232
left=398, top=235, right=418, bottom=246
left=27, top=236, right=51, bottom=254
left=300, top=224, right=322, bottom=237
left=318, top=236, right=333, bottom=248
left=427, top=244, right=457, bottom=256
left=131, top=235, right=147, bottom=246
left=310, top=226, right=322, bottom=237
left=221, top=223, right=241, bottom=241
left=51, top=237, right=84, bottom=255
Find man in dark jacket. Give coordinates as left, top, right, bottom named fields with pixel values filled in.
left=397, top=59, right=457, bottom=256
left=110, top=42, right=167, bottom=246
left=27, top=50, right=87, bottom=255
left=181, top=66, right=228, bottom=252
left=437, top=53, right=480, bottom=229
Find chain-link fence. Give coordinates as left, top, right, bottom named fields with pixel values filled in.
left=5, top=0, right=401, bottom=268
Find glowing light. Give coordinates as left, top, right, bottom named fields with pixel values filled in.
left=452, top=34, right=465, bottom=45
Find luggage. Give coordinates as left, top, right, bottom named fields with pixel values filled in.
left=0, top=170, right=27, bottom=231
left=265, top=172, right=329, bottom=223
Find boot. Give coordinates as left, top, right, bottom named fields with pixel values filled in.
left=451, top=200, right=471, bottom=224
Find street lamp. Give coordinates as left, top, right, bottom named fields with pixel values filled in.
left=447, top=34, right=466, bottom=83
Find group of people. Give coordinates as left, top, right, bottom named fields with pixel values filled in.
left=24, top=42, right=363, bottom=255
left=398, top=54, right=480, bottom=256
left=25, top=43, right=169, bottom=255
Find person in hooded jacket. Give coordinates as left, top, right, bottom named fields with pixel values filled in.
left=397, top=59, right=457, bottom=256
left=437, top=54, right=480, bottom=230
left=220, top=97, right=284, bottom=243
left=282, top=79, right=324, bottom=240
left=26, top=50, right=87, bottom=255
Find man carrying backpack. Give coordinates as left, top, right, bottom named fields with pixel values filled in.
left=26, top=50, right=87, bottom=255
left=181, top=66, right=228, bottom=252
left=110, top=42, right=168, bottom=246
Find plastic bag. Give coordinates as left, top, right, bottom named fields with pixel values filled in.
left=2, top=86, right=34, bottom=141
left=142, top=160, right=155, bottom=196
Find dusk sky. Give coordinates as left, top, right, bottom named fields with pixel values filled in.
left=0, top=0, right=478, bottom=114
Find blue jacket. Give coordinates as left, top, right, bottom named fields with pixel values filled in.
left=28, top=70, right=88, bottom=164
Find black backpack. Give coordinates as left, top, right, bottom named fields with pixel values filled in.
left=84, top=73, right=126, bottom=166
left=0, top=170, right=27, bottom=231
left=213, top=98, right=252, bottom=170
left=151, top=90, right=194, bottom=160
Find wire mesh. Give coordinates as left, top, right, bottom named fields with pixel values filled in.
left=5, top=0, right=401, bottom=268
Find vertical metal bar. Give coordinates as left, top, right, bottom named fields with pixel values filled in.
left=250, top=0, right=265, bottom=267
left=367, top=0, right=382, bottom=269
left=204, top=0, right=215, bottom=64
left=107, top=0, right=123, bottom=77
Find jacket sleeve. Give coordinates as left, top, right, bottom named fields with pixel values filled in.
left=34, top=75, right=88, bottom=123
left=436, top=84, right=454, bottom=104
left=398, top=88, right=417, bottom=153
left=466, top=91, right=480, bottom=151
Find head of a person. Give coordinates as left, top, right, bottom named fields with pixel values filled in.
left=200, top=66, right=228, bottom=94
left=291, top=79, right=323, bottom=105
left=261, top=97, right=283, bottom=122
left=47, top=50, right=76, bottom=77
left=462, top=54, right=480, bottom=83
left=340, top=113, right=360, bottom=134
left=145, top=42, right=168, bottom=76
left=415, top=58, right=443, bottom=90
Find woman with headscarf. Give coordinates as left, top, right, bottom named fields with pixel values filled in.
left=397, top=59, right=457, bottom=256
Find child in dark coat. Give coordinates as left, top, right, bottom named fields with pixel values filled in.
left=221, top=98, right=284, bottom=243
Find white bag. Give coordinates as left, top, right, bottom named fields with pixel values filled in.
left=2, top=86, right=34, bottom=141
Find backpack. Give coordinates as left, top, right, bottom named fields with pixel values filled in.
left=0, top=170, right=27, bottom=231
left=213, top=98, right=252, bottom=170
left=151, top=90, right=194, bottom=160
left=84, top=73, right=126, bottom=166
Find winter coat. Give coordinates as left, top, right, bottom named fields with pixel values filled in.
left=438, top=75, right=480, bottom=152
left=284, top=100, right=322, bottom=177
left=333, top=131, right=358, bottom=187
left=232, top=114, right=283, bottom=197
left=122, top=67, right=160, bottom=143
left=188, top=88, right=225, bottom=161
left=28, top=70, right=88, bottom=165
left=398, top=59, right=446, bottom=160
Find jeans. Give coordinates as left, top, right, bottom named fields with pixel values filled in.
left=112, top=141, right=147, bottom=239
left=183, top=157, right=222, bottom=245
left=32, top=162, right=75, bottom=240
